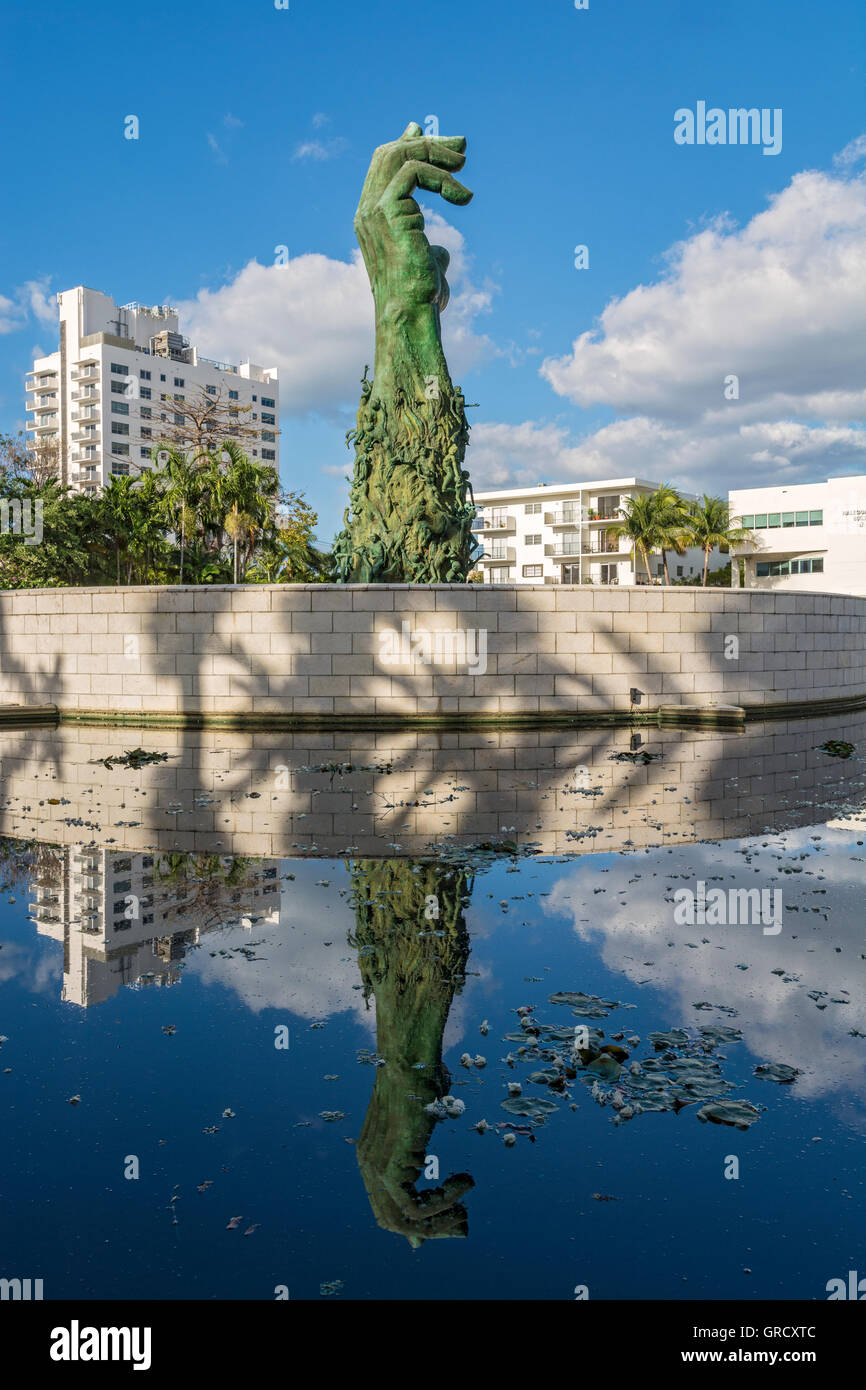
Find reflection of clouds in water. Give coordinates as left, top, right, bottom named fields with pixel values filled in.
left=186, top=861, right=375, bottom=1034
left=544, top=824, right=866, bottom=1108
left=0, top=939, right=62, bottom=995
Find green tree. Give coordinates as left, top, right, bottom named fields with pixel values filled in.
left=684, top=495, right=755, bottom=586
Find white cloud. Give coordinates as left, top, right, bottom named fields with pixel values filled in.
left=464, top=151, right=866, bottom=494
left=177, top=209, right=495, bottom=419
left=293, top=137, right=347, bottom=162
left=0, top=279, right=56, bottom=335
left=467, top=415, right=866, bottom=495
left=542, top=165, right=866, bottom=424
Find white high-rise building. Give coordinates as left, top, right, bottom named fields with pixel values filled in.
left=25, top=286, right=279, bottom=492
left=471, top=477, right=726, bottom=585
left=728, top=476, right=866, bottom=595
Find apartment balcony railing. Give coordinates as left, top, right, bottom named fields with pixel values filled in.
left=71, top=389, right=100, bottom=402
left=26, top=374, right=58, bottom=391
left=473, top=513, right=515, bottom=532
left=480, top=546, right=516, bottom=564
left=545, top=539, right=583, bottom=559
left=544, top=508, right=587, bottom=527
left=71, top=431, right=100, bottom=443
left=72, top=365, right=99, bottom=380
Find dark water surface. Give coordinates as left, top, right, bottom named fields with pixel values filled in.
left=0, top=714, right=864, bottom=1300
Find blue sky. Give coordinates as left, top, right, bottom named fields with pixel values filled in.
left=1, top=0, right=864, bottom=544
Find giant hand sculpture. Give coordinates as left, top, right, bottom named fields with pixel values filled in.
left=334, top=123, right=478, bottom=583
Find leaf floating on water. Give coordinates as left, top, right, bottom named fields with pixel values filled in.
left=243, top=1224, right=260, bottom=1237
left=697, top=1099, right=761, bottom=1130
left=548, top=990, right=625, bottom=1018
left=67, top=1094, right=81, bottom=1106
left=699, top=1025, right=744, bottom=1045
left=319, top=1110, right=346, bottom=1122
left=648, top=1028, right=691, bottom=1050
left=754, top=1062, right=801, bottom=1084
left=501, top=1095, right=559, bottom=1119
left=95, top=747, right=170, bottom=771
left=320, top=1279, right=344, bottom=1297
left=817, top=740, right=855, bottom=759
left=226, top=1215, right=243, bottom=1230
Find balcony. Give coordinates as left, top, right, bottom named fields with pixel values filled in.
left=72, top=364, right=99, bottom=380
left=545, top=507, right=587, bottom=527
left=26, top=373, right=58, bottom=391
left=545, top=536, right=584, bottom=560
left=473, top=512, right=515, bottom=533
left=72, top=430, right=100, bottom=443
left=71, top=388, right=100, bottom=403
left=479, top=546, right=516, bottom=565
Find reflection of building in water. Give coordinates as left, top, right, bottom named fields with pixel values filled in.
left=29, top=846, right=280, bottom=1007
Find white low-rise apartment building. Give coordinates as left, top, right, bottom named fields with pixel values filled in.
left=728, top=476, right=866, bottom=595
left=471, top=478, right=725, bottom=585
left=26, top=286, right=279, bottom=493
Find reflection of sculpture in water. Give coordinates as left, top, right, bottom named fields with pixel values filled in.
left=349, top=859, right=475, bottom=1247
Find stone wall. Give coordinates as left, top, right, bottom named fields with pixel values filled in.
left=0, top=584, right=863, bottom=719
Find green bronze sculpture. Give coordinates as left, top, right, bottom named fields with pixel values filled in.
left=334, top=122, right=478, bottom=583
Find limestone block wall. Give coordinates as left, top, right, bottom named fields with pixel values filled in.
left=0, top=584, right=863, bottom=719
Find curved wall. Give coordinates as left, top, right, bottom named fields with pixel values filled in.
left=0, top=584, right=863, bottom=721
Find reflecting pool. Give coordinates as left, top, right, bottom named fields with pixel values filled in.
left=0, top=714, right=864, bottom=1299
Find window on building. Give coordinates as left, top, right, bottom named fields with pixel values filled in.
left=757, top=559, right=824, bottom=576
left=524, top=502, right=541, bottom=514
left=796, top=511, right=809, bottom=526
left=141, top=428, right=152, bottom=439
left=141, top=407, right=152, bottom=419
left=174, top=413, right=184, bottom=425
left=782, top=512, right=796, bottom=527
left=262, top=448, right=276, bottom=460
left=160, top=373, right=166, bottom=382
left=522, top=564, right=543, bottom=578
left=111, top=401, right=129, bottom=415
left=262, top=396, right=275, bottom=408
left=754, top=514, right=767, bottom=527
left=767, top=513, right=781, bottom=527
left=111, top=423, right=130, bottom=435
left=488, top=567, right=511, bottom=584
left=810, top=510, right=823, bottom=525
left=141, top=446, right=151, bottom=457
left=140, top=369, right=151, bottom=380
left=174, top=377, right=185, bottom=387
left=262, top=430, right=276, bottom=442
left=261, top=412, right=276, bottom=424
left=111, top=380, right=128, bottom=394
left=111, top=461, right=130, bottom=474
left=676, top=565, right=684, bottom=577
left=228, top=389, right=239, bottom=400
left=524, top=533, right=541, bottom=546
left=140, top=386, right=151, bottom=400
left=206, top=385, right=217, bottom=395
left=112, top=443, right=130, bottom=456
left=110, top=363, right=129, bottom=375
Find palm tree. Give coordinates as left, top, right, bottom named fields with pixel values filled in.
left=158, top=447, right=200, bottom=583
left=650, top=483, right=691, bottom=585
left=685, top=496, right=755, bottom=586
left=99, top=476, right=138, bottom=584
left=208, top=441, right=278, bottom=581
left=607, top=493, right=661, bottom=583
